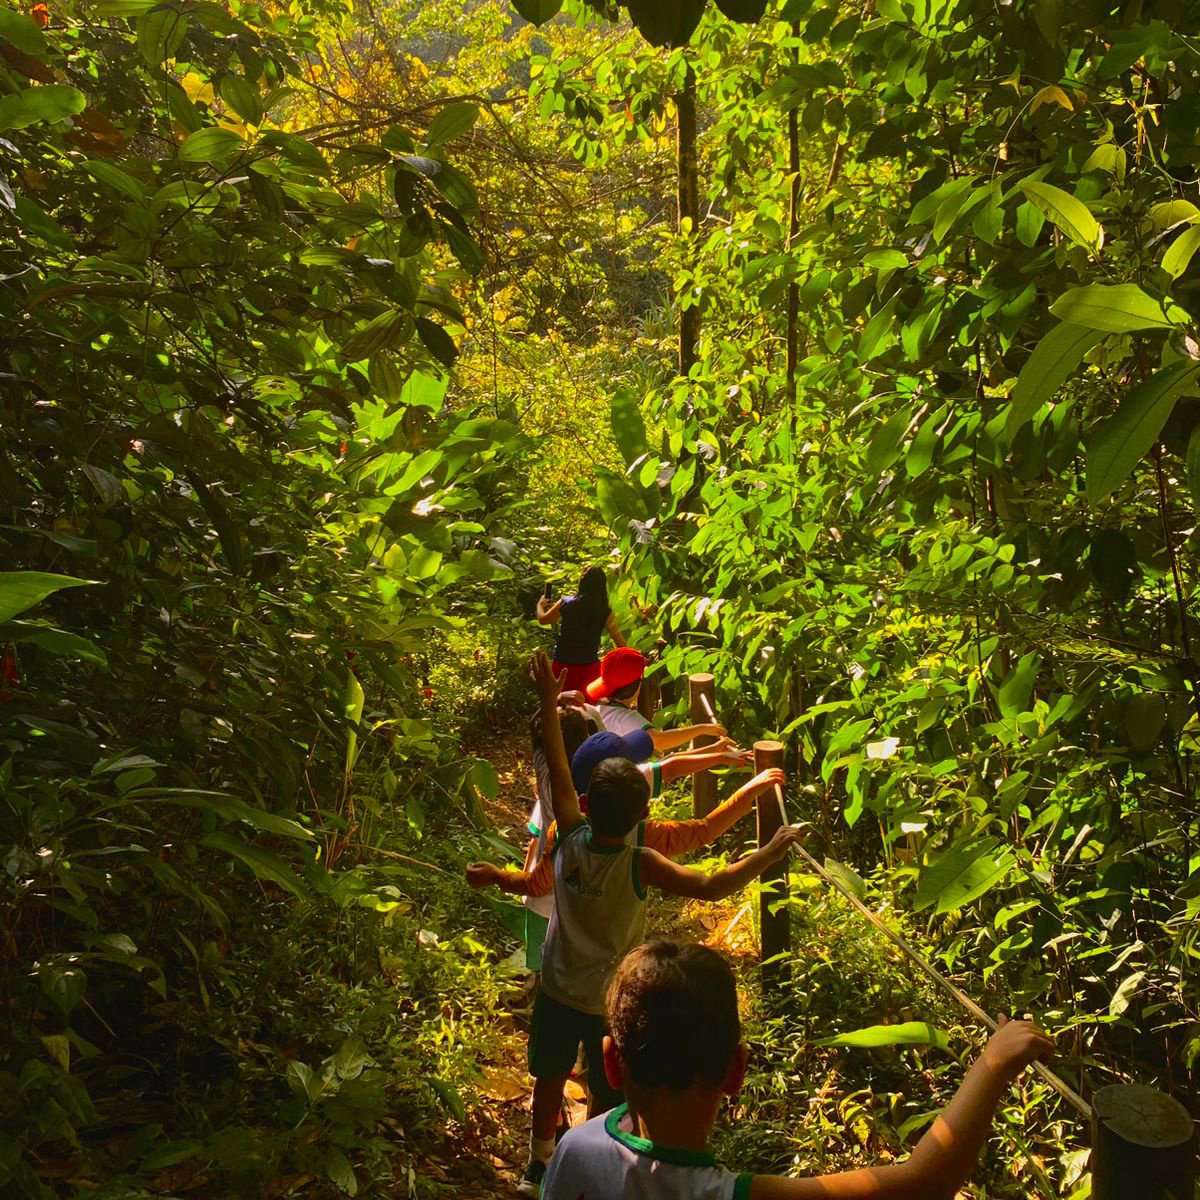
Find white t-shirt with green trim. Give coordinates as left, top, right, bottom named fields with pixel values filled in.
left=540, top=822, right=648, bottom=1015
left=597, top=701, right=652, bottom=738
left=543, top=1103, right=752, bottom=1200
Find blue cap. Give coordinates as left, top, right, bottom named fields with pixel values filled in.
left=571, top=729, right=654, bottom=795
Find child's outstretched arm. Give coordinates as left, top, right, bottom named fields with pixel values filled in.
left=605, top=612, right=628, bottom=647
left=656, top=738, right=753, bottom=784
left=747, top=1017, right=1054, bottom=1200
left=649, top=721, right=727, bottom=752
left=465, top=858, right=554, bottom=898
left=531, top=652, right=583, bottom=831
left=639, top=823, right=804, bottom=901
left=646, top=767, right=787, bottom=859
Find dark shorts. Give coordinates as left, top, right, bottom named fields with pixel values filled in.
left=528, top=988, right=623, bottom=1111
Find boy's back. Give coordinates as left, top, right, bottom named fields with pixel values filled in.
left=541, top=819, right=646, bottom=1014
left=544, top=939, right=1055, bottom=1200
left=546, top=1103, right=748, bottom=1200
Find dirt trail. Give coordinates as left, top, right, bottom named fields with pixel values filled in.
left=433, top=724, right=763, bottom=1197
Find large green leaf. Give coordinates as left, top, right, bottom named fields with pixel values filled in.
left=470, top=757, right=500, bottom=801
left=818, top=1022, right=949, bottom=1050
left=399, top=371, right=448, bottom=412
left=0, top=9, right=48, bottom=55
left=122, top=788, right=314, bottom=840
left=219, top=74, right=264, bottom=126
left=1007, top=323, right=1103, bottom=437
left=38, top=958, right=87, bottom=1015
left=1086, top=359, right=1200, bottom=502
left=512, top=0, right=562, bottom=21
left=2, top=621, right=107, bottom=667
left=344, top=670, right=366, bottom=778
left=83, top=159, right=148, bottom=200
left=610, top=388, right=649, bottom=467
left=0, top=85, right=86, bottom=131
left=137, top=6, right=188, bottom=64
left=0, top=572, right=93, bottom=622
left=416, top=317, right=459, bottom=368
left=998, top=651, right=1040, bottom=718
left=857, top=293, right=899, bottom=361
left=1162, top=226, right=1200, bottom=280
left=913, top=837, right=1016, bottom=913
left=866, top=409, right=909, bottom=474
left=178, top=127, right=243, bottom=163
left=594, top=467, right=649, bottom=529
left=1017, top=181, right=1100, bottom=251
left=201, top=832, right=309, bottom=899
left=341, top=311, right=414, bottom=362
left=713, top=0, right=768, bottom=19
left=625, top=0, right=708, bottom=46
left=823, top=858, right=866, bottom=902
left=426, top=101, right=479, bottom=145
left=1049, top=284, right=1190, bottom=333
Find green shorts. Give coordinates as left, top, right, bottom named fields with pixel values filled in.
left=524, top=909, right=549, bottom=972
left=528, top=988, right=623, bottom=1111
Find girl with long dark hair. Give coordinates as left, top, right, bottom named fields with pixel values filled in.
left=536, top=565, right=626, bottom=694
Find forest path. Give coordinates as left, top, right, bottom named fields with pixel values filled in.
left=435, top=721, right=760, bottom=1197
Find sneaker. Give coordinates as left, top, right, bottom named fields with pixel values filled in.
left=517, top=1158, right=547, bottom=1198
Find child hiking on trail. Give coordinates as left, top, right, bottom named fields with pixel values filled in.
left=468, top=740, right=783, bottom=903
left=537, top=565, right=626, bottom=694
left=520, top=703, right=599, bottom=972
left=515, top=652, right=805, bottom=1197
left=543, top=940, right=1056, bottom=1200
left=585, top=646, right=726, bottom=748
left=520, top=712, right=750, bottom=971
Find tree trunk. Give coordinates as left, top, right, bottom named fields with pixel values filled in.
left=676, top=62, right=699, bottom=377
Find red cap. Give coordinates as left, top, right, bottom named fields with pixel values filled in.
left=586, top=647, right=646, bottom=700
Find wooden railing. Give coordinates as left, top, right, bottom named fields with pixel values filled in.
left=664, top=670, right=1196, bottom=1198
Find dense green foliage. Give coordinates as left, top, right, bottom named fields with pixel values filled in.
left=4, top=0, right=1200, bottom=1195
left=530, top=0, right=1200, bottom=1121
left=1, top=0, right=540, bottom=1192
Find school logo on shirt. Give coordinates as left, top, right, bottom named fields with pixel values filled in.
left=564, top=866, right=602, bottom=897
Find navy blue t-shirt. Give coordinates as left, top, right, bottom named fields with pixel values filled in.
left=553, top=596, right=610, bottom=664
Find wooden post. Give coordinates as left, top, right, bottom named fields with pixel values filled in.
left=676, top=62, right=699, bottom=377
left=637, top=670, right=659, bottom=722
left=754, top=739, right=790, bottom=994
left=688, top=673, right=717, bottom=818
left=784, top=23, right=800, bottom=413
left=658, top=640, right=678, bottom=709
left=1091, top=1083, right=1196, bottom=1200
left=637, top=649, right=662, bottom=722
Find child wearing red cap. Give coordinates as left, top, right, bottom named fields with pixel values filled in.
left=589, top=647, right=725, bottom=750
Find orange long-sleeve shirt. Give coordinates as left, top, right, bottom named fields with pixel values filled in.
left=492, top=786, right=758, bottom=899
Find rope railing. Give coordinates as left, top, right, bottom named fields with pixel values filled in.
left=770, top=780, right=1092, bottom=1119
left=675, top=672, right=1197, bottom=1198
